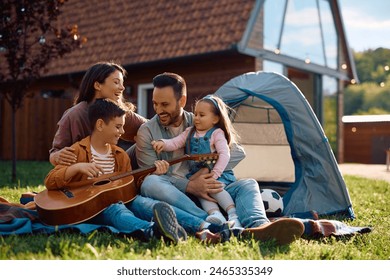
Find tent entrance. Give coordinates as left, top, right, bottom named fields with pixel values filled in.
left=231, top=96, right=295, bottom=188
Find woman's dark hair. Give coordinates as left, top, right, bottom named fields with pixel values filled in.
left=152, top=72, right=186, bottom=100
left=75, top=61, right=127, bottom=104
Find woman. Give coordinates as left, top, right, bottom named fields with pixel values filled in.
left=49, top=61, right=146, bottom=166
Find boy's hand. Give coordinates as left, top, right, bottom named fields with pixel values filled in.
left=151, top=140, right=165, bottom=154
left=152, top=160, right=169, bottom=175
left=76, top=163, right=105, bottom=178
left=64, top=162, right=105, bottom=181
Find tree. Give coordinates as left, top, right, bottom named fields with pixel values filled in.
left=344, top=48, right=390, bottom=116
left=354, top=48, right=390, bottom=84
left=0, top=0, right=86, bottom=182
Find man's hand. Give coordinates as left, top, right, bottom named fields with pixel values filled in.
left=186, top=172, right=223, bottom=202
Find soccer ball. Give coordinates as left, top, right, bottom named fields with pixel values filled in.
left=260, top=188, right=284, bottom=217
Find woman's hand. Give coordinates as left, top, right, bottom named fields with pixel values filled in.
left=50, top=147, right=77, bottom=166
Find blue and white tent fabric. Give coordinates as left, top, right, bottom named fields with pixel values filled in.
left=214, top=71, right=354, bottom=218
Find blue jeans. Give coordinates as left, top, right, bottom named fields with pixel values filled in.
left=91, top=196, right=204, bottom=234
left=141, top=175, right=269, bottom=228
left=128, top=195, right=204, bottom=234
left=141, top=174, right=208, bottom=218
left=224, top=178, right=269, bottom=228
left=91, top=201, right=151, bottom=233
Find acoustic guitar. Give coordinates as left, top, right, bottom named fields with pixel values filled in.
left=34, top=153, right=218, bottom=226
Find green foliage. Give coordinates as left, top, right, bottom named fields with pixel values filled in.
left=354, top=48, right=390, bottom=84
left=0, top=0, right=86, bottom=182
left=0, top=161, right=389, bottom=260
left=344, top=47, right=390, bottom=116
left=344, top=79, right=390, bottom=115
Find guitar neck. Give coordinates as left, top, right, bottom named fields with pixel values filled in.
left=66, top=153, right=217, bottom=189
left=110, top=154, right=191, bottom=182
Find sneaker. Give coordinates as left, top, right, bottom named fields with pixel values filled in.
left=177, top=224, right=188, bottom=241
left=242, top=218, right=304, bottom=245
left=152, top=202, right=187, bottom=244
left=206, top=211, right=227, bottom=225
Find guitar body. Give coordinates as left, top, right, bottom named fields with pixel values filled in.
left=35, top=174, right=136, bottom=225
left=35, top=153, right=218, bottom=226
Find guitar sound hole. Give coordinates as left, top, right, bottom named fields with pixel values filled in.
left=94, top=179, right=111, bottom=186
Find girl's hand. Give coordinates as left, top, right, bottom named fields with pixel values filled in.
left=152, top=160, right=169, bottom=175
left=151, top=140, right=165, bottom=154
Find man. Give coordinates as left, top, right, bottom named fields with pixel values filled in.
left=135, top=72, right=305, bottom=245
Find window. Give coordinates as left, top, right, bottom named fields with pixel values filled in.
left=264, top=0, right=338, bottom=69
left=137, top=83, right=154, bottom=118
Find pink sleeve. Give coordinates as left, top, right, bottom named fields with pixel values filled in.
left=210, top=129, right=230, bottom=179
left=160, top=127, right=191, bottom=152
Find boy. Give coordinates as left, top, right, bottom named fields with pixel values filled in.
left=44, top=98, right=186, bottom=243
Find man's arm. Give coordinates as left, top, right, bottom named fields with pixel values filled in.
left=225, top=142, right=246, bottom=170
left=136, top=124, right=160, bottom=168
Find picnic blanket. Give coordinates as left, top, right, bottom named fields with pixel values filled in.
left=0, top=194, right=371, bottom=238
left=0, top=195, right=136, bottom=236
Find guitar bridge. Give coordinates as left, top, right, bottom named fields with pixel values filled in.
left=61, top=188, right=74, bottom=198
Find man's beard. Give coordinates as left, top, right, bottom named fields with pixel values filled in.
left=159, top=104, right=182, bottom=127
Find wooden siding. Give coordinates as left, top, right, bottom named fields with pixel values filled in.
left=1, top=95, right=73, bottom=161
left=343, top=122, right=390, bottom=164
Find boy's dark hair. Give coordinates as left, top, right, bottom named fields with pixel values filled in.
left=88, top=98, right=126, bottom=130
left=152, top=72, right=186, bottom=100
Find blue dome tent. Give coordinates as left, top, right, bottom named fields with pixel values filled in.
left=214, top=71, right=354, bottom=219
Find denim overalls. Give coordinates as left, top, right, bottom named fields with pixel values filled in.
left=185, top=126, right=236, bottom=185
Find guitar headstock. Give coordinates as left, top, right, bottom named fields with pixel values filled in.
left=188, top=153, right=219, bottom=163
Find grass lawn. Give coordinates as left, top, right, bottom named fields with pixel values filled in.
left=0, top=160, right=389, bottom=260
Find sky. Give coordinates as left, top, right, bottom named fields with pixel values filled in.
left=339, top=0, right=390, bottom=52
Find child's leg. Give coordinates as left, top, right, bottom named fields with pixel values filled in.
left=211, top=190, right=243, bottom=228
left=200, top=198, right=227, bottom=225
left=92, top=202, right=151, bottom=233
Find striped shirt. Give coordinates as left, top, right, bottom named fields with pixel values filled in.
left=90, top=144, right=115, bottom=176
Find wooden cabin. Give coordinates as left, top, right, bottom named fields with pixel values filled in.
left=343, top=115, right=390, bottom=164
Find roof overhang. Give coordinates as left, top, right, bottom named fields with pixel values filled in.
left=239, top=47, right=351, bottom=81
